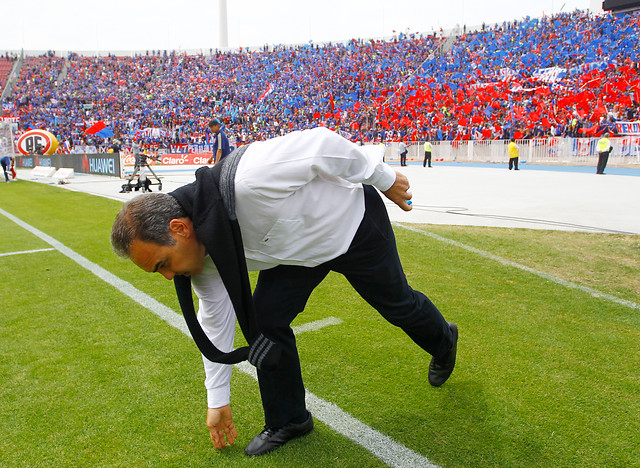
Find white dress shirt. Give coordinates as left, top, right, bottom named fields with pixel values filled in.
left=193, top=127, right=396, bottom=407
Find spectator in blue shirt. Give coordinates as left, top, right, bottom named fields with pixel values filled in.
left=207, top=118, right=231, bottom=165
left=1, top=156, right=15, bottom=182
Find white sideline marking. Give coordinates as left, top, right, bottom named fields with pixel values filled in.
left=0, top=206, right=437, bottom=468
left=236, top=362, right=436, bottom=468
left=396, top=223, right=640, bottom=311
left=0, top=207, right=189, bottom=334
left=292, top=316, right=343, bottom=334
left=0, top=248, right=55, bottom=257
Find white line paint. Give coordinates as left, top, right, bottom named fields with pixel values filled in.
left=236, top=361, right=437, bottom=468
left=0, top=207, right=190, bottom=335
left=396, top=223, right=640, bottom=311
left=0, top=206, right=437, bottom=468
left=292, top=316, right=343, bottom=334
left=0, top=247, right=55, bottom=257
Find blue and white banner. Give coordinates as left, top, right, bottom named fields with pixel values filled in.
left=615, top=121, right=640, bottom=135
left=531, top=67, right=567, bottom=83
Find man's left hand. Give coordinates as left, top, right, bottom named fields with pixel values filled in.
left=382, top=171, right=413, bottom=212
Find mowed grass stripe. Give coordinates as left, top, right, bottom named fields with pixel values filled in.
left=397, top=222, right=640, bottom=311
left=0, top=206, right=438, bottom=468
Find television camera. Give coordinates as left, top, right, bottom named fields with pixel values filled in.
left=120, top=152, right=163, bottom=193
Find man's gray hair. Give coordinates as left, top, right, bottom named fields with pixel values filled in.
left=111, top=193, right=186, bottom=258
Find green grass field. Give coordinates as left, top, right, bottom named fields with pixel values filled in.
left=1, top=179, right=639, bottom=467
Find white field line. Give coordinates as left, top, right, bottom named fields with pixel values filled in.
left=236, top=361, right=436, bottom=468
left=0, top=248, right=55, bottom=257
left=292, top=316, right=342, bottom=333
left=0, top=206, right=437, bottom=468
left=396, top=223, right=640, bottom=311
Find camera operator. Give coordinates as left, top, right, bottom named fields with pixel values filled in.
left=132, top=138, right=142, bottom=165
left=121, top=139, right=162, bottom=193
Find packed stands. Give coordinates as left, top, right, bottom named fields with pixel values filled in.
left=1, top=9, right=639, bottom=151
left=0, top=56, right=16, bottom=91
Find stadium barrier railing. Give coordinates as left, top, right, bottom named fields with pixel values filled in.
left=383, top=137, right=640, bottom=166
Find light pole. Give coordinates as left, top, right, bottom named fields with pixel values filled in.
left=219, top=0, right=229, bottom=49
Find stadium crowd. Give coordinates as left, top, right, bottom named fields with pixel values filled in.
left=2, top=9, right=639, bottom=152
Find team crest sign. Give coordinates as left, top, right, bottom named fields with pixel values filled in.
left=17, top=129, right=59, bottom=155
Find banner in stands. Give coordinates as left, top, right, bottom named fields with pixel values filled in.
left=168, top=143, right=217, bottom=153
left=14, top=153, right=121, bottom=176
left=121, top=152, right=211, bottom=166
left=619, top=135, right=640, bottom=156
left=615, top=121, right=640, bottom=135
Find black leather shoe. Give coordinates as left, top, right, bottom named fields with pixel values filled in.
left=244, top=412, right=314, bottom=456
left=428, top=322, right=458, bottom=387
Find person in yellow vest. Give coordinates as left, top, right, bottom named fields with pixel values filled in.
left=507, top=138, right=519, bottom=170
left=596, top=132, right=613, bottom=175
left=423, top=140, right=432, bottom=167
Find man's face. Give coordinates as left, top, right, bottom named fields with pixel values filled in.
left=129, top=219, right=206, bottom=280
left=209, top=124, right=220, bottom=134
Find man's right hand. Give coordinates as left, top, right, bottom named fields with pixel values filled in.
left=206, top=405, right=238, bottom=449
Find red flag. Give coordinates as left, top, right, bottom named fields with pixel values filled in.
left=614, top=79, right=630, bottom=93
left=585, top=76, right=602, bottom=89
left=617, top=94, right=633, bottom=107
left=557, top=96, right=574, bottom=108
left=85, top=121, right=107, bottom=134
left=258, top=83, right=274, bottom=101
left=633, top=82, right=640, bottom=105
left=590, top=99, right=607, bottom=122
left=584, top=122, right=599, bottom=136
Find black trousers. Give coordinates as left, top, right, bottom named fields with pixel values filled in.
left=400, top=152, right=407, bottom=166
left=1, top=160, right=8, bottom=182
left=424, top=151, right=432, bottom=167
left=509, top=157, right=519, bottom=170
left=597, top=152, right=609, bottom=174
left=253, top=185, right=453, bottom=427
